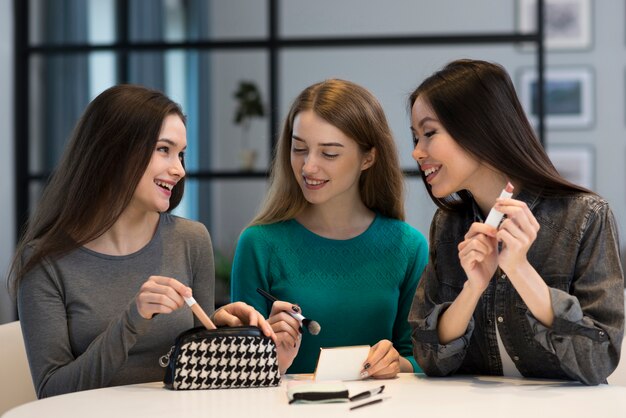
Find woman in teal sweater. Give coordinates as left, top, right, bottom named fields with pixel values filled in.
left=231, top=79, right=428, bottom=376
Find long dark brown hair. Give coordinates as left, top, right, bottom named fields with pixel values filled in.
left=8, top=84, right=186, bottom=296
left=408, top=59, right=590, bottom=211
left=253, top=78, right=405, bottom=224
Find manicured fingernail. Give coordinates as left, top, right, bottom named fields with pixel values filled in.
left=363, top=363, right=371, bottom=370
left=299, top=326, right=303, bottom=334
left=292, top=305, right=301, bottom=313
left=360, top=371, right=369, bottom=378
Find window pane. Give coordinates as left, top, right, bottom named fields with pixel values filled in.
left=280, top=0, right=515, bottom=37
left=29, top=52, right=117, bottom=175
left=29, top=0, right=116, bottom=46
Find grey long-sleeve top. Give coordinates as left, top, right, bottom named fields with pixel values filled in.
left=409, top=189, right=624, bottom=385
left=18, top=213, right=215, bottom=398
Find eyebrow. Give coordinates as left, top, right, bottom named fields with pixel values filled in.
left=292, top=135, right=344, bottom=147
left=158, top=138, right=187, bottom=150
left=416, top=116, right=438, bottom=129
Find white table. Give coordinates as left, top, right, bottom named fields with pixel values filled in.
left=4, top=374, right=626, bottom=418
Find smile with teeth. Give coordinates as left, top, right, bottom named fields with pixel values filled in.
left=423, top=167, right=440, bottom=176
left=155, top=180, right=174, bottom=191
left=303, top=176, right=328, bottom=186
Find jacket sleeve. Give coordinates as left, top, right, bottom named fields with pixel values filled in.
left=18, top=257, right=153, bottom=399
left=408, top=210, right=475, bottom=376
left=528, top=201, right=624, bottom=385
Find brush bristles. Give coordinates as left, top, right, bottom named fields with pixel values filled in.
left=303, top=319, right=321, bottom=335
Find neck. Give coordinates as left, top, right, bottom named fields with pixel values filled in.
left=470, top=170, right=518, bottom=217
left=297, top=197, right=374, bottom=240
left=84, top=209, right=160, bottom=256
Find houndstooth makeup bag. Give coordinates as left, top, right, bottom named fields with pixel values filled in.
left=160, top=326, right=281, bottom=390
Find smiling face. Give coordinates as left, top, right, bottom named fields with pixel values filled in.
left=410, top=96, right=487, bottom=198
left=290, top=110, right=375, bottom=208
left=129, top=114, right=187, bottom=214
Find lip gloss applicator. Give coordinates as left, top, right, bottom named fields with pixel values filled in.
left=484, top=182, right=514, bottom=228
left=256, top=288, right=321, bottom=335
left=184, top=296, right=216, bottom=330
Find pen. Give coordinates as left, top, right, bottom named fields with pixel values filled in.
left=349, top=396, right=390, bottom=411
left=349, top=385, right=385, bottom=401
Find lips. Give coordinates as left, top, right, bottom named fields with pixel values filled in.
left=303, top=176, right=329, bottom=190
left=421, top=165, right=441, bottom=183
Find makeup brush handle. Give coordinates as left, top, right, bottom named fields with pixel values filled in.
left=290, top=312, right=305, bottom=322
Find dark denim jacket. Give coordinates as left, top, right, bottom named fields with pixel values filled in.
left=409, top=189, right=624, bottom=385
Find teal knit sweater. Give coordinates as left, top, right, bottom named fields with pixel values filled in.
left=231, top=215, right=428, bottom=373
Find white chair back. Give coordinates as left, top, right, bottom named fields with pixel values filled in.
left=0, top=321, right=37, bottom=415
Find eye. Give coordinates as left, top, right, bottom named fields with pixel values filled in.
left=411, top=135, right=419, bottom=147
left=178, top=151, right=185, bottom=161
left=424, top=130, right=436, bottom=138
left=323, top=152, right=338, bottom=159
left=157, top=146, right=169, bottom=153
left=292, top=146, right=307, bottom=154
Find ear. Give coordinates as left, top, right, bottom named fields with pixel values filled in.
left=361, top=147, right=376, bottom=171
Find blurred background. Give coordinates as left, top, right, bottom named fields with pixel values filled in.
left=2, top=0, right=624, bottom=324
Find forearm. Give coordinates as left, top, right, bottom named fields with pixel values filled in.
left=506, top=261, right=554, bottom=327
left=438, top=281, right=482, bottom=344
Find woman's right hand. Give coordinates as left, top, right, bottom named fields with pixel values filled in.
left=267, top=300, right=302, bottom=373
left=135, top=276, right=191, bottom=319
left=457, top=222, right=499, bottom=293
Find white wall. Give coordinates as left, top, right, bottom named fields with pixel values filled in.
left=0, top=0, right=15, bottom=324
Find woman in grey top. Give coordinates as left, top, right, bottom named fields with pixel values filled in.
left=8, top=85, right=274, bottom=398
left=408, top=59, right=624, bottom=385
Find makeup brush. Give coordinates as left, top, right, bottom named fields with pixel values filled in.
left=256, top=288, right=321, bottom=335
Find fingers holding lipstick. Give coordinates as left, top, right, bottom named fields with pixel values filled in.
left=493, top=199, right=540, bottom=270
left=135, top=276, right=191, bottom=319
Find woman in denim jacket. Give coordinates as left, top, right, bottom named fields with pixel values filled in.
left=408, top=59, right=624, bottom=385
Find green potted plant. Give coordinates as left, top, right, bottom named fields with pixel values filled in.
left=233, top=80, right=265, bottom=170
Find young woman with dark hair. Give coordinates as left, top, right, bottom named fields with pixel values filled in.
left=408, top=59, right=624, bottom=385
left=9, top=84, right=273, bottom=398
left=231, top=79, right=428, bottom=376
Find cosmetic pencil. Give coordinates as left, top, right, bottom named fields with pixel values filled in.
left=184, top=296, right=216, bottom=330
left=256, top=288, right=321, bottom=335
left=484, top=182, right=515, bottom=228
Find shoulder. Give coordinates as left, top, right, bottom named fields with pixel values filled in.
left=240, top=221, right=295, bottom=240
left=160, top=213, right=211, bottom=244
left=374, top=216, right=428, bottom=249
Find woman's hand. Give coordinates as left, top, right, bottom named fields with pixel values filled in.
left=493, top=198, right=540, bottom=273
left=360, top=340, right=403, bottom=379
left=135, top=276, right=191, bottom=319
left=457, top=222, right=499, bottom=293
left=213, top=302, right=276, bottom=341
left=267, top=300, right=302, bottom=374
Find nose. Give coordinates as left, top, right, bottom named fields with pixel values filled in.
left=170, top=156, right=186, bottom=179
left=302, top=154, right=319, bottom=174
left=412, top=141, right=427, bottom=163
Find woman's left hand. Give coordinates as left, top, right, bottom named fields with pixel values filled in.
left=493, top=197, right=540, bottom=272
left=360, top=340, right=401, bottom=379
left=213, top=302, right=276, bottom=342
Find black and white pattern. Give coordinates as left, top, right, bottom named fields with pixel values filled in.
left=164, top=327, right=281, bottom=390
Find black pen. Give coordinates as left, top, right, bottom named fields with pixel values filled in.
left=349, top=385, right=385, bottom=401
left=349, top=396, right=390, bottom=411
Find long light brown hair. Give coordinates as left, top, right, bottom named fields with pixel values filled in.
left=8, top=84, right=186, bottom=296
left=408, top=59, right=590, bottom=212
left=253, top=79, right=405, bottom=225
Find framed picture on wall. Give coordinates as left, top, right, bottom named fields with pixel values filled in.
left=517, top=0, right=592, bottom=50
left=518, top=67, right=594, bottom=129
left=546, top=145, right=594, bottom=190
